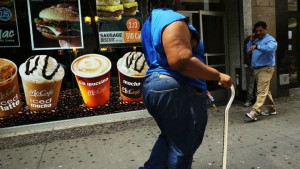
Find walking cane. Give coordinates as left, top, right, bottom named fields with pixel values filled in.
left=222, top=85, right=235, bottom=169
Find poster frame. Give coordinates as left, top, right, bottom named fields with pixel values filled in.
left=27, top=0, right=84, bottom=50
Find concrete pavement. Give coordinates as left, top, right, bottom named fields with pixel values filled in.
left=0, top=88, right=300, bottom=169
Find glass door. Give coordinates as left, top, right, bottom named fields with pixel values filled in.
left=287, top=18, right=299, bottom=84
left=177, top=10, right=200, bottom=31
left=287, top=12, right=300, bottom=87
left=199, top=11, right=228, bottom=96
left=283, top=0, right=300, bottom=88
left=177, top=10, right=228, bottom=101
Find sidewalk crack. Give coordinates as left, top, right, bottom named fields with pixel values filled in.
left=36, top=143, right=48, bottom=169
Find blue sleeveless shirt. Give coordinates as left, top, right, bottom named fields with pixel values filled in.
left=141, top=8, right=207, bottom=91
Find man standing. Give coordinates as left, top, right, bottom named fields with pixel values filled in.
left=245, top=21, right=278, bottom=121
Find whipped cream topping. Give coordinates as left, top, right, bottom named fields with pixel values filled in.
left=71, top=54, right=111, bottom=78
left=117, top=52, right=148, bottom=77
left=19, top=55, right=65, bottom=82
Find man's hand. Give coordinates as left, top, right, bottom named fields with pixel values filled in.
left=250, top=34, right=256, bottom=41
left=248, top=45, right=257, bottom=52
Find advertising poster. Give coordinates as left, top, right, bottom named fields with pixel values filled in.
left=97, top=0, right=143, bottom=47
left=27, top=0, right=84, bottom=50
left=0, top=0, right=20, bottom=47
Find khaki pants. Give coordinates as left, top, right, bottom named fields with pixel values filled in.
left=252, top=67, right=276, bottom=113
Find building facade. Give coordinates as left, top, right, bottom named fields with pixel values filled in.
left=0, top=0, right=298, bottom=128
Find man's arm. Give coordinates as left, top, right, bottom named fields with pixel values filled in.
left=246, top=40, right=254, bottom=54
left=256, top=40, right=278, bottom=53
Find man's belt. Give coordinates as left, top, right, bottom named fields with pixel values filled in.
left=253, top=66, right=273, bottom=69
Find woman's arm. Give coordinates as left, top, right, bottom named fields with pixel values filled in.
left=162, top=20, right=232, bottom=87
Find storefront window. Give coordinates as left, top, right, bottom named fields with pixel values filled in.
left=0, top=0, right=146, bottom=128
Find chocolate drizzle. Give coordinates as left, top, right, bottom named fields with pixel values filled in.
left=42, top=55, right=60, bottom=80
left=125, top=52, right=146, bottom=73
left=25, top=56, right=40, bottom=75
left=125, top=52, right=134, bottom=68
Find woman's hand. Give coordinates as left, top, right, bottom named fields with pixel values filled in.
left=218, top=73, right=233, bottom=88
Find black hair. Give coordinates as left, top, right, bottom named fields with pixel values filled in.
left=254, top=21, right=267, bottom=29
left=147, top=0, right=177, bottom=13
left=252, top=28, right=256, bottom=33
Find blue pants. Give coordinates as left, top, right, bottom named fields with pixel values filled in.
left=139, top=72, right=208, bottom=169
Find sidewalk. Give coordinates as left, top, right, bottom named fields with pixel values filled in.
left=0, top=88, right=300, bottom=169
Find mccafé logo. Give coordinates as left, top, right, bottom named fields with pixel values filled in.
left=87, top=87, right=107, bottom=96
left=0, top=85, right=16, bottom=100
left=29, top=89, right=54, bottom=97
left=122, top=87, right=140, bottom=95
left=122, top=80, right=141, bottom=86
left=79, top=77, right=108, bottom=86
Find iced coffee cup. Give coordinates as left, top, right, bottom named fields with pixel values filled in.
left=19, top=55, right=65, bottom=111
left=0, top=58, right=22, bottom=118
left=117, top=52, right=149, bottom=102
left=71, top=54, right=111, bottom=107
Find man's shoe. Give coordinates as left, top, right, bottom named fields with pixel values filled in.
left=245, top=111, right=259, bottom=121
left=261, top=111, right=277, bottom=116
left=244, top=101, right=252, bottom=107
